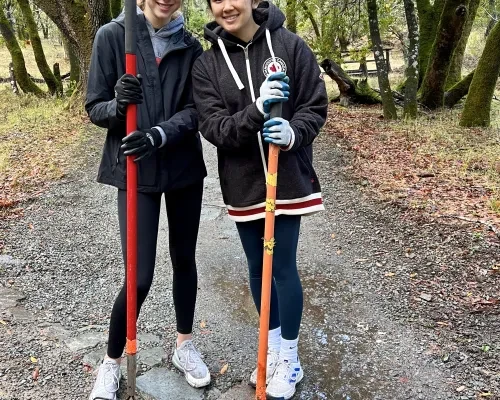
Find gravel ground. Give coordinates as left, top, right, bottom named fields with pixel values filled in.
left=0, top=126, right=498, bottom=400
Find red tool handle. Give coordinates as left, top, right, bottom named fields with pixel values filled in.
left=124, top=0, right=138, bottom=397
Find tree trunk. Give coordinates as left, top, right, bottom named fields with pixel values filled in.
left=446, top=0, right=480, bottom=88
left=300, top=1, right=320, bottom=39
left=444, top=69, right=474, bottom=107
left=419, top=0, right=468, bottom=109
left=63, top=35, right=80, bottom=83
left=17, top=0, right=58, bottom=95
left=110, top=0, right=122, bottom=18
left=485, top=0, right=497, bottom=37
left=53, top=62, right=64, bottom=96
left=0, top=6, right=44, bottom=96
left=31, top=0, right=108, bottom=92
left=415, top=0, right=446, bottom=87
left=320, top=59, right=381, bottom=106
left=460, top=21, right=500, bottom=127
left=403, top=0, right=419, bottom=119
left=367, top=0, right=398, bottom=119
left=286, top=0, right=297, bottom=34
left=9, top=62, right=20, bottom=94
left=88, top=0, right=112, bottom=38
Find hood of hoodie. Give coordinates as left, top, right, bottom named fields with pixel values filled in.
left=113, top=7, right=186, bottom=59
left=204, top=1, right=285, bottom=48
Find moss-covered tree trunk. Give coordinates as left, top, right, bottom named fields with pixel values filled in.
left=444, top=69, right=474, bottom=107
left=110, top=0, right=122, bottom=18
left=286, top=0, right=297, bottom=34
left=301, top=2, right=320, bottom=38
left=460, top=21, right=500, bottom=127
left=403, top=0, right=419, bottom=119
left=367, top=0, right=397, bottom=119
left=32, top=0, right=111, bottom=92
left=320, top=59, right=381, bottom=105
left=415, top=0, right=446, bottom=87
left=419, top=0, right=468, bottom=109
left=0, top=6, right=44, bottom=96
left=17, top=0, right=58, bottom=95
left=63, top=35, right=80, bottom=84
left=446, top=0, right=480, bottom=88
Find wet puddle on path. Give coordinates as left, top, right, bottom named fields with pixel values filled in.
left=211, top=267, right=388, bottom=400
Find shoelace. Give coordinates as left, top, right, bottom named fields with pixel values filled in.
left=100, top=361, right=120, bottom=393
left=182, top=342, right=204, bottom=372
left=274, top=362, right=294, bottom=382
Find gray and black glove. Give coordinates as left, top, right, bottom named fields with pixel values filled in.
left=114, top=73, right=143, bottom=119
left=121, top=128, right=162, bottom=162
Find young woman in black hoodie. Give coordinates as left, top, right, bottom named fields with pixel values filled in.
left=85, top=0, right=210, bottom=398
left=192, top=1, right=328, bottom=398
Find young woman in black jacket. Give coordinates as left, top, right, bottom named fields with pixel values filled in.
left=85, top=0, right=210, bottom=398
left=192, top=1, right=328, bottom=399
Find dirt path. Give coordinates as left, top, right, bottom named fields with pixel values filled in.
left=0, top=127, right=497, bottom=400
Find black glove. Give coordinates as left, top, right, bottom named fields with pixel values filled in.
left=121, top=128, right=162, bottom=162
left=114, top=74, right=143, bottom=120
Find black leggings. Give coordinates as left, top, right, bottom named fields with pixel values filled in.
left=236, top=215, right=303, bottom=340
left=107, top=182, right=203, bottom=359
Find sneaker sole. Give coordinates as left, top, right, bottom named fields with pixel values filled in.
left=172, top=352, right=211, bottom=388
left=266, top=369, right=304, bottom=400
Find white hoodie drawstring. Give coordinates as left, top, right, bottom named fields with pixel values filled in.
left=217, top=29, right=279, bottom=176
left=218, top=38, right=245, bottom=90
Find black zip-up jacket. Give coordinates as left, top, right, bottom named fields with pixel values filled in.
left=86, top=12, right=206, bottom=192
left=192, top=2, right=327, bottom=211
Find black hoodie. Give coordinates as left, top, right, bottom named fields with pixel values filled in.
left=192, top=2, right=328, bottom=221
left=85, top=9, right=206, bottom=193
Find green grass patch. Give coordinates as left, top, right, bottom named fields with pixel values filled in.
left=0, top=86, right=92, bottom=210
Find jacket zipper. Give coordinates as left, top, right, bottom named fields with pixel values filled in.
left=239, top=43, right=268, bottom=177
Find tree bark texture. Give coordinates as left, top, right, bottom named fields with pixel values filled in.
left=444, top=69, right=474, bottom=107
left=31, top=0, right=108, bottom=91
left=419, top=0, right=468, bottom=109
left=446, top=0, right=480, bottom=88
left=9, top=62, right=19, bottom=94
left=0, top=6, right=44, bottom=96
left=367, top=0, right=398, bottom=119
left=460, top=21, right=500, bottom=127
left=320, top=59, right=381, bottom=106
left=17, top=0, right=58, bottom=95
left=403, top=0, right=419, bottom=119
left=415, top=0, right=446, bottom=87
left=62, top=35, right=80, bottom=83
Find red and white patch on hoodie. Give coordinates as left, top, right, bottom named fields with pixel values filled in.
left=262, top=57, right=287, bottom=77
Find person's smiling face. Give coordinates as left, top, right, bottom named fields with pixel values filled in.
left=210, top=0, right=259, bottom=42
left=144, top=0, right=181, bottom=28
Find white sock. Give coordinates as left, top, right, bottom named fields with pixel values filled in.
left=268, top=327, right=281, bottom=352
left=280, top=337, right=299, bottom=364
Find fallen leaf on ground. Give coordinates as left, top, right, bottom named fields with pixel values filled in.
left=32, top=367, right=39, bottom=381
left=456, top=385, right=466, bottom=392
left=220, top=364, right=229, bottom=374
left=200, top=320, right=206, bottom=329
left=30, top=356, right=38, bottom=363
left=385, top=272, right=395, bottom=277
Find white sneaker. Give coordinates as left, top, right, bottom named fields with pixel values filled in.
left=266, top=360, right=304, bottom=400
left=249, top=349, right=280, bottom=387
left=172, top=340, right=211, bottom=388
left=88, top=359, right=121, bottom=400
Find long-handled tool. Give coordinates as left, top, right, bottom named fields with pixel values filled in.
left=125, top=0, right=138, bottom=398
left=256, top=103, right=282, bottom=400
